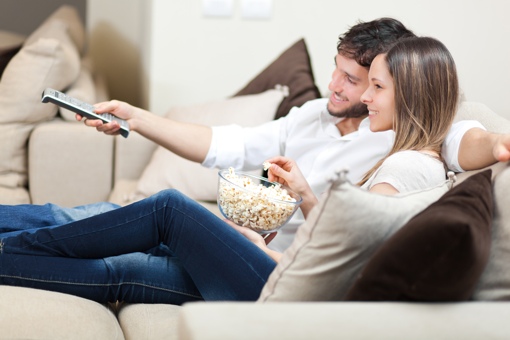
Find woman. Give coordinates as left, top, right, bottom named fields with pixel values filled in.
left=0, top=36, right=458, bottom=304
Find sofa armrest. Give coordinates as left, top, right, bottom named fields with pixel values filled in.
left=178, top=302, right=510, bottom=339
left=29, top=119, right=114, bottom=206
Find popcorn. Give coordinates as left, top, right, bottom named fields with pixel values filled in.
left=218, top=167, right=299, bottom=233
left=263, top=161, right=272, bottom=171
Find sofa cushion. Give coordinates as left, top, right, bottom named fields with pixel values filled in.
left=178, top=301, right=510, bottom=339
left=129, top=87, right=288, bottom=203
left=118, top=303, right=181, bottom=340
left=473, top=161, right=510, bottom=300
left=345, top=170, right=493, bottom=302
left=0, top=286, right=124, bottom=339
left=234, top=38, right=321, bottom=119
left=258, top=170, right=452, bottom=302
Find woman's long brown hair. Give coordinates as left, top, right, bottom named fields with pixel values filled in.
left=358, top=37, right=459, bottom=186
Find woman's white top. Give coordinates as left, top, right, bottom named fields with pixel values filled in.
left=361, top=150, right=446, bottom=192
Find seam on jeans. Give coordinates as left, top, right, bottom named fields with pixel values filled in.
left=0, top=274, right=202, bottom=299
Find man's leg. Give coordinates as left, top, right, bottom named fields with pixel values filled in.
left=0, top=202, right=120, bottom=235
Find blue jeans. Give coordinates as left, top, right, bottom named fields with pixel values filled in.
left=0, top=190, right=276, bottom=304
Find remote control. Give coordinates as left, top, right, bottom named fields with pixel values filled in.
left=41, top=88, right=130, bottom=138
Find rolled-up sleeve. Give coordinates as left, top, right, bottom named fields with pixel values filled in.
left=442, top=120, right=485, bottom=172
left=202, top=119, right=284, bottom=171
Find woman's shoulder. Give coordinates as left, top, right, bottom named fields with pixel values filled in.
left=373, top=150, right=446, bottom=193
left=383, top=150, right=439, bottom=165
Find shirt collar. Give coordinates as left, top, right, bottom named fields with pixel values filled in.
left=320, top=108, right=371, bottom=141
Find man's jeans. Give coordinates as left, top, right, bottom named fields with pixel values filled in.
left=0, top=190, right=276, bottom=303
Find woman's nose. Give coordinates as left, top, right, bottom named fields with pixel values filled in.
left=360, top=89, right=371, bottom=103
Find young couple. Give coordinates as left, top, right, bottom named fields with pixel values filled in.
left=0, top=18, right=507, bottom=304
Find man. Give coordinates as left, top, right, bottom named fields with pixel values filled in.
left=84, top=18, right=510, bottom=251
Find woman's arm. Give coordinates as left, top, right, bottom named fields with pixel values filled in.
left=368, top=182, right=399, bottom=195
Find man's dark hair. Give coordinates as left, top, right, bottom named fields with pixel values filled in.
left=337, top=18, right=415, bottom=67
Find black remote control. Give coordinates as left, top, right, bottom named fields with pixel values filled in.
left=41, top=88, right=130, bottom=138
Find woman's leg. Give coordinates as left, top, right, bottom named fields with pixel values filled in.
left=0, top=251, right=202, bottom=304
left=0, top=202, right=120, bottom=236
left=1, top=189, right=276, bottom=301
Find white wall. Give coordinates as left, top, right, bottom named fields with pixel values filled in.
left=88, top=0, right=510, bottom=119
left=87, top=0, right=150, bottom=108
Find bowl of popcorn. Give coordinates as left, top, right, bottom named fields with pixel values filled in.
left=218, top=167, right=302, bottom=234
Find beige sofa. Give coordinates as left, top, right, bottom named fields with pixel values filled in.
left=2, top=5, right=510, bottom=340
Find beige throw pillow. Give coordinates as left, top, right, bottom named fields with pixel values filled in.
left=24, top=5, right=86, bottom=56
left=0, top=20, right=80, bottom=124
left=454, top=101, right=510, bottom=134
left=59, top=62, right=97, bottom=121
left=132, top=87, right=288, bottom=202
left=0, top=15, right=80, bottom=202
left=258, top=170, right=452, bottom=302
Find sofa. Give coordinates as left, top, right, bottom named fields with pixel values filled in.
left=2, top=5, right=510, bottom=340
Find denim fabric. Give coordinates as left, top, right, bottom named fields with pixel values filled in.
left=0, top=190, right=276, bottom=303
left=0, top=202, right=120, bottom=236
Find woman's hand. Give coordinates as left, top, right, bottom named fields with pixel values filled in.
left=264, top=156, right=318, bottom=218
left=223, top=220, right=281, bottom=262
left=76, top=100, right=135, bottom=136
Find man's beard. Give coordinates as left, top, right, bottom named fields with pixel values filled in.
left=327, top=102, right=368, bottom=119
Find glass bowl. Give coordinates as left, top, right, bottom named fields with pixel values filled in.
left=217, top=168, right=302, bottom=234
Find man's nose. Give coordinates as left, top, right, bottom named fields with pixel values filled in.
left=329, top=75, right=345, bottom=92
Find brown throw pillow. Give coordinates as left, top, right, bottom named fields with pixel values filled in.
left=234, top=38, right=321, bottom=119
left=345, top=169, right=494, bottom=302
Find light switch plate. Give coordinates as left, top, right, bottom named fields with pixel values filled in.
left=202, top=0, right=234, bottom=17
left=241, top=0, right=272, bottom=20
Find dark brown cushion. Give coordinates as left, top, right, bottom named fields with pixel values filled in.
left=233, top=38, right=321, bottom=119
left=345, top=169, right=494, bottom=302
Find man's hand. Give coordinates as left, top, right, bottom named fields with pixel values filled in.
left=76, top=100, right=135, bottom=136
left=492, top=134, right=510, bottom=162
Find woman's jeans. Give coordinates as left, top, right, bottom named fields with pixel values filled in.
left=0, top=190, right=276, bottom=304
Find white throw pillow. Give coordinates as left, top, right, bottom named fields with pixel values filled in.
left=132, top=87, right=288, bottom=202
left=258, top=170, right=452, bottom=302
